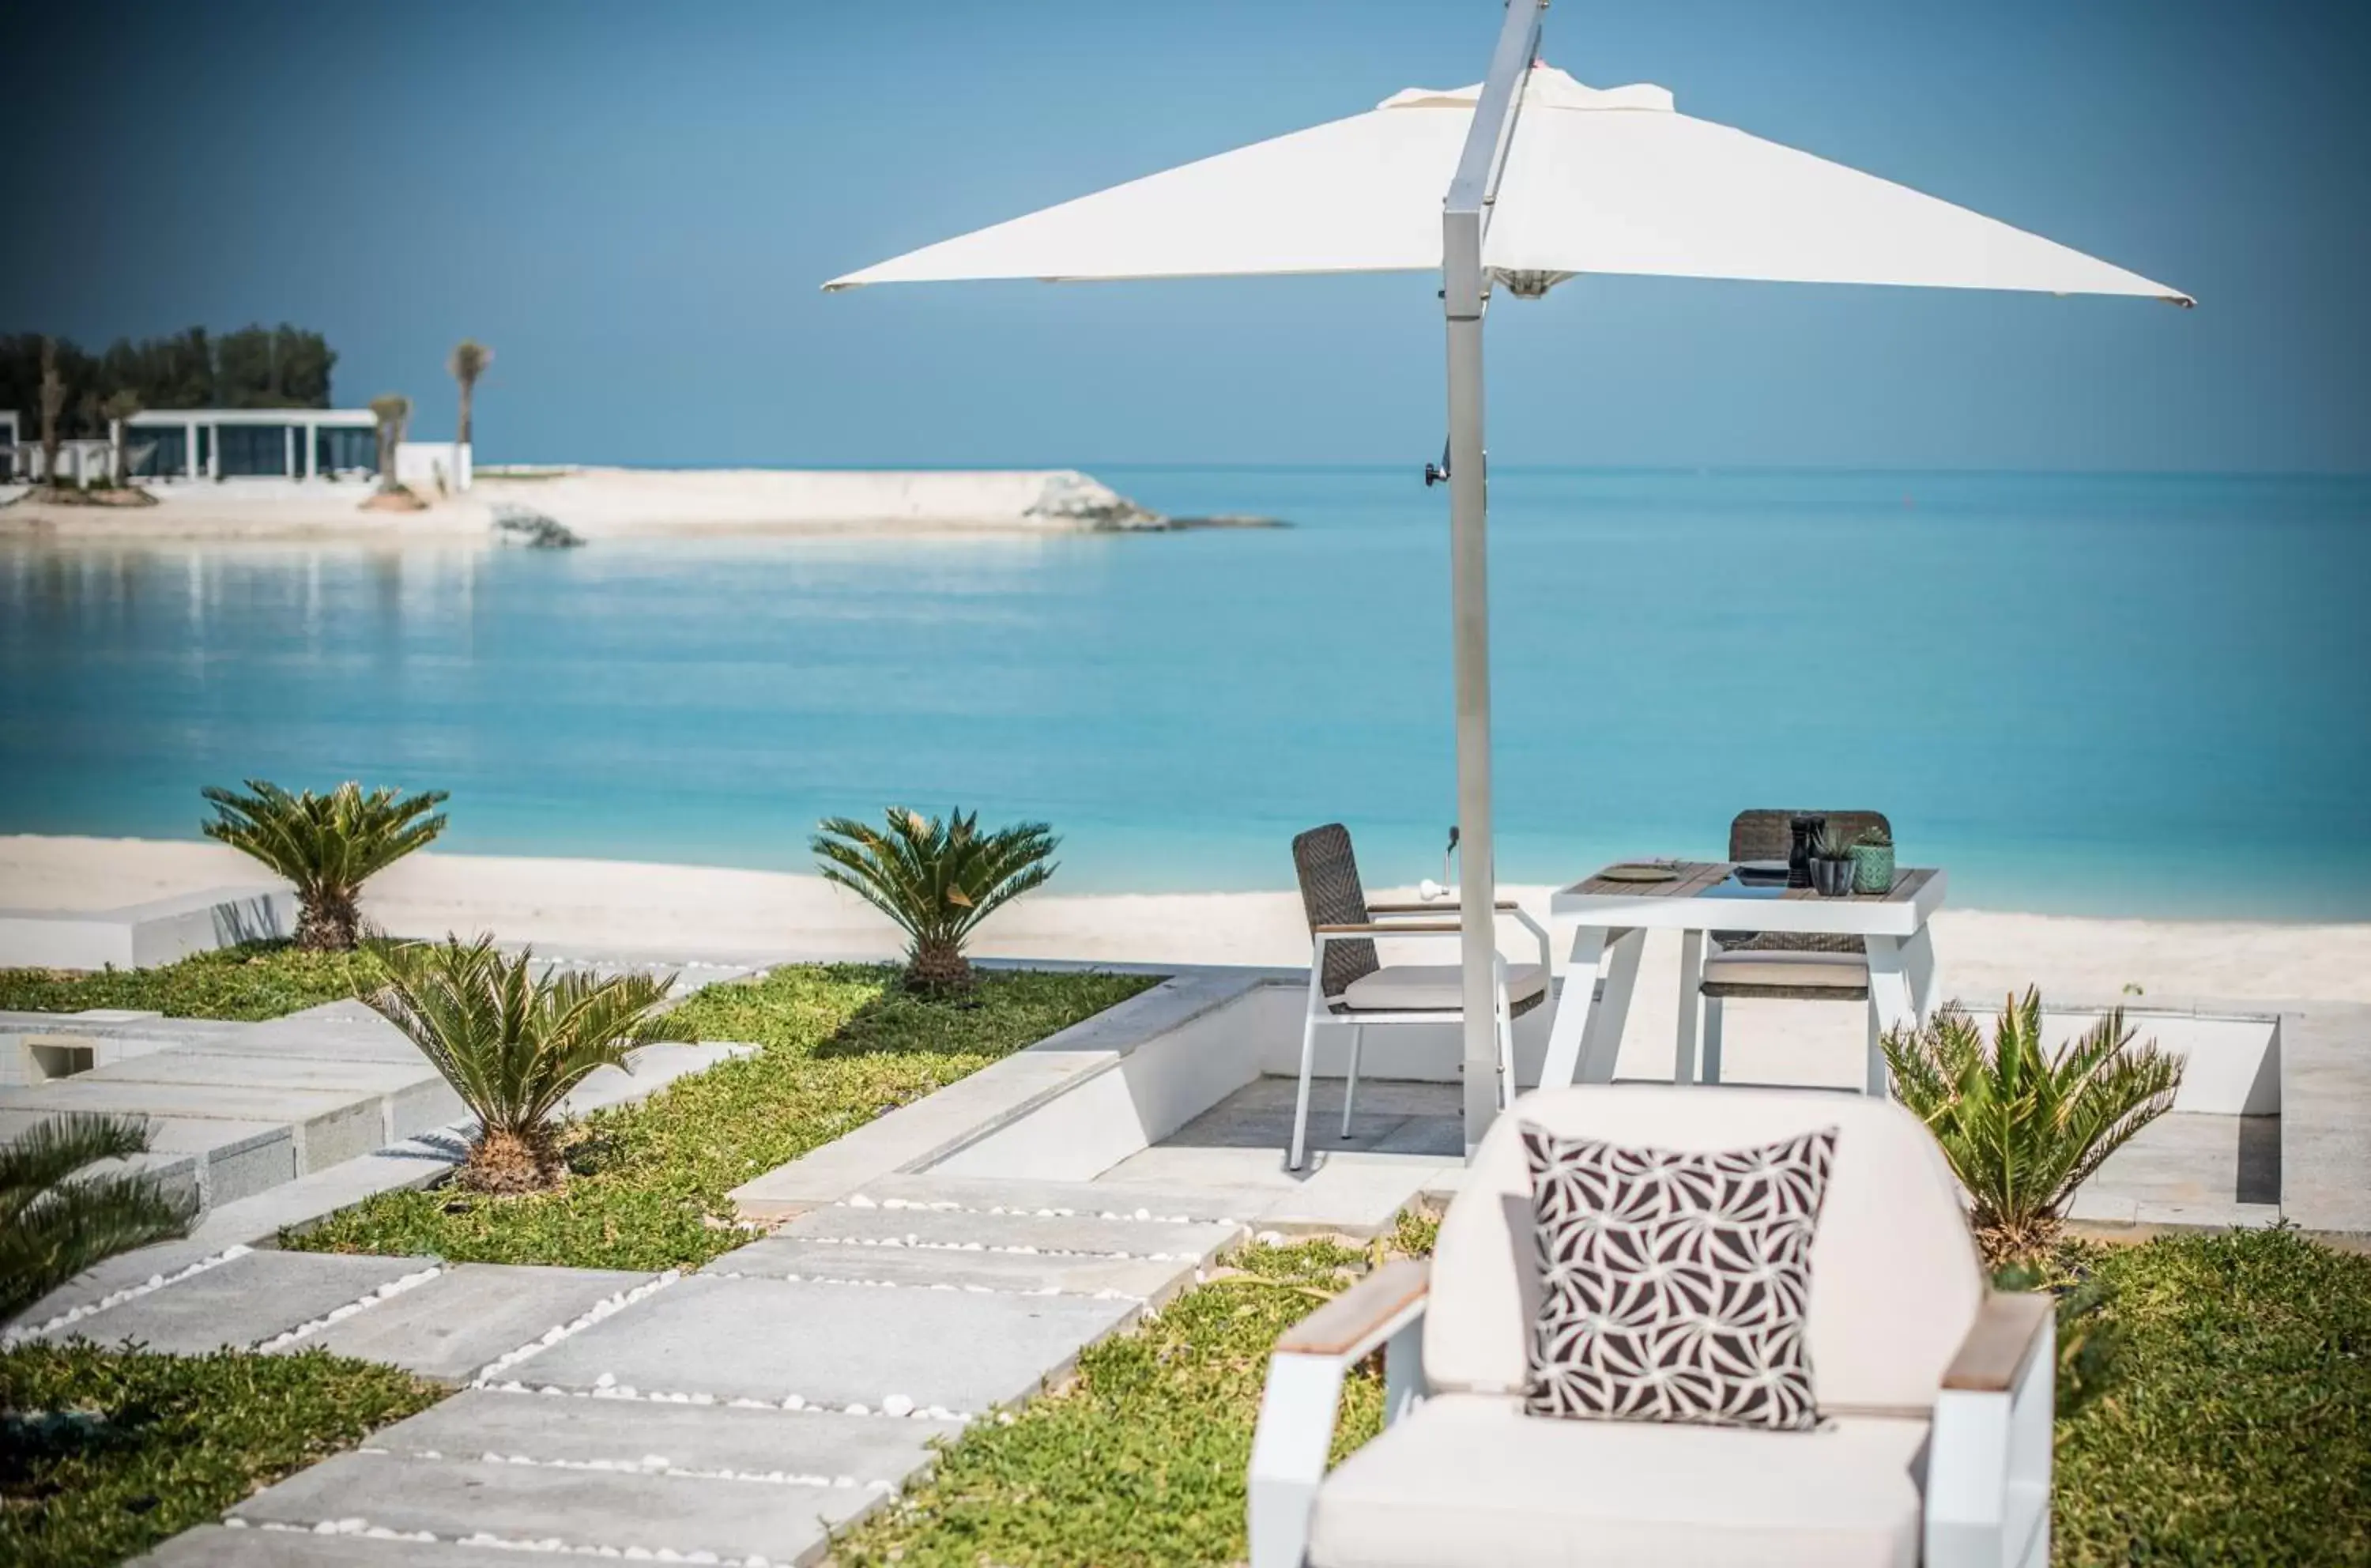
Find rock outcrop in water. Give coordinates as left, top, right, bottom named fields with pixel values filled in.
left=490, top=503, right=585, bottom=548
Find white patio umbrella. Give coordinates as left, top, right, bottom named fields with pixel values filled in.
left=825, top=2, right=2188, bottom=1155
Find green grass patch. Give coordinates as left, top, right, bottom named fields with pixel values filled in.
left=0, top=941, right=382, bottom=1021
left=288, top=964, right=1156, bottom=1272
left=2055, top=1227, right=2371, bottom=1566
left=838, top=1236, right=1397, bottom=1567
left=0, top=1342, right=443, bottom=1568
left=841, top=1219, right=2369, bottom=1567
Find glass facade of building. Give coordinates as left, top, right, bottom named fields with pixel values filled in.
left=217, top=424, right=293, bottom=477
left=123, top=426, right=188, bottom=479
left=316, top=426, right=379, bottom=475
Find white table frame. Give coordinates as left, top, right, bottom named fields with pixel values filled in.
left=1540, top=865, right=1948, bottom=1097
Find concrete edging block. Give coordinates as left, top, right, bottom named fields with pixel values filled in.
left=728, top=970, right=1265, bottom=1219
left=0, top=885, right=295, bottom=969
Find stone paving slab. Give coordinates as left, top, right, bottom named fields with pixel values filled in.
left=5, top=1239, right=243, bottom=1339
left=561, top=1041, right=754, bottom=1115
left=849, top=1171, right=1271, bottom=1222
left=232, top=1449, right=872, bottom=1565
left=38, top=1249, right=439, bottom=1354
left=780, top=1205, right=1240, bottom=1261
left=301, top=1265, right=657, bottom=1383
left=522, top=1274, right=1136, bottom=1412
left=189, top=1134, right=464, bottom=1249
left=132, top=1525, right=537, bottom=1566
left=711, top=1234, right=1197, bottom=1299
left=369, top=1388, right=959, bottom=1485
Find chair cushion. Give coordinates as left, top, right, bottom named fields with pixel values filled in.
left=1521, top=1125, right=1837, bottom=1430
left=1307, top=1393, right=1925, bottom=1568
left=1701, top=950, right=1870, bottom=989
left=1425, top=1086, right=1982, bottom=1416
left=1341, top=963, right=1547, bottom=1012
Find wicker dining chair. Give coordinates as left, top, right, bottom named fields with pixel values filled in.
left=1289, top=824, right=1552, bottom=1170
left=1697, top=808, right=1893, bottom=1082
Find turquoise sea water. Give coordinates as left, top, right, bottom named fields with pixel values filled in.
left=2, top=468, right=2366, bottom=918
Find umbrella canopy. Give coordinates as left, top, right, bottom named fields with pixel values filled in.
left=826, top=65, right=2189, bottom=304
left=826, top=19, right=2186, bottom=1163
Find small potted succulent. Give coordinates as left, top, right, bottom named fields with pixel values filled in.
left=1811, top=821, right=1856, bottom=896
left=1851, top=824, right=1896, bottom=895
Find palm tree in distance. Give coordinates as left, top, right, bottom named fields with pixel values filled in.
left=37, top=337, right=65, bottom=486
left=449, top=339, right=492, bottom=449
left=101, top=389, right=143, bottom=484
left=368, top=393, right=412, bottom=489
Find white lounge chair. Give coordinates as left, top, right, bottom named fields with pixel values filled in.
left=1289, top=824, right=1553, bottom=1170
left=1249, top=1084, right=2051, bottom=1568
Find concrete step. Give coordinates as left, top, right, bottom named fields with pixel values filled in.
left=0, top=1108, right=292, bottom=1211
left=229, top=1448, right=874, bottom=1566
left=369, top=1387, right=958, bottom=1488
left=709, top=1234, right=1197, bottom=1300
left=0, top=1076, right=392, bottom=1175
left=779, top=1204, right=1240, bottom=1261
left=845, top=1171, right=1272, bottom=1223
left=512, top=1273, right=1139, bottom=1415
left=25, top=1249, right=439, bottom=1355
left=301, top=1264, right=660, bottom=1384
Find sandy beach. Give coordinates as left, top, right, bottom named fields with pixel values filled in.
left=7, top=834, right=2365, bottom=1013
left=0, top=467, right=1171, bottom=543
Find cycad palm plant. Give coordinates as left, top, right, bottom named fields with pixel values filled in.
left=363, top=935, right=692, bottom=1193
left=2, top=1114, right=197, bottom=1325
left=812, top=808, right=1059, bottom=995
left=201, top=780, right=449, bottom=950
left=1883, top=988, right=2183, bottom=1265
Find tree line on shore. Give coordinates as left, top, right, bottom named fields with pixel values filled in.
left=1, top=326, right=337, bottom=441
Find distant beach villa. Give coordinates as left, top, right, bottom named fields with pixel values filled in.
left=121, top=408, right=382, bottom=481
left=2, top=407, right=379, bottom=484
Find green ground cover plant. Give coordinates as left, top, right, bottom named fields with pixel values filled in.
left=842, top=1219, right=2367, bottom=1568
left=2053, top=1227, right=2371, bottom=1566
left=0, top=941, right=383, bottom=1021
left=0, top=1342, right=442, bottom=1568
left=291, top=964, right=1155, bottom=1271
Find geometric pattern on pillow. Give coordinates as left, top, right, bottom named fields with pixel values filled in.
left=1519, top=1124, right=1838, bottom=1431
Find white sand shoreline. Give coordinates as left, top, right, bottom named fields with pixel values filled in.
left=0, top=467, right=1201, bottom=544
left=6, top=835, right=2366, bottom=1011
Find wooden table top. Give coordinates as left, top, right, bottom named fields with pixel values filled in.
left=1550, top=861, right=1946, bottom=936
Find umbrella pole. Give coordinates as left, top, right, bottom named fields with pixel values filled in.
left=1443, top=0, right=1546, bottom=1158
left=1444, top=296, right=1499, bottom=1159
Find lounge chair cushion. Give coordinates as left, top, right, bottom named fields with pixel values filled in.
left=1307, top=1393, right=1924, bottom=1568
left=1425, top=1086, right=1983, bottom=1416
left=1700, top=950, right=1870, bottom=989
left=1340, top=963, right=1548, bottom=1012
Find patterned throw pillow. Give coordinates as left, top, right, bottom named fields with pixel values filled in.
left=1519, top=1124, right=1838, bottom=1430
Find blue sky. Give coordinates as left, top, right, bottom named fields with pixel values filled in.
left=16, top=0, right=2368, bottom=471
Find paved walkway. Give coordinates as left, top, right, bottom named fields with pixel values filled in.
left=28, top=1173, right=1265, bottom=1566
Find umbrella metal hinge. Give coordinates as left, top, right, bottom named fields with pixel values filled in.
left=1423, top=440, right=1450, bottom=486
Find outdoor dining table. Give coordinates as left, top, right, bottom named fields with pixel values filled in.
left=1538, top=861, right=1948, bottom=1098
